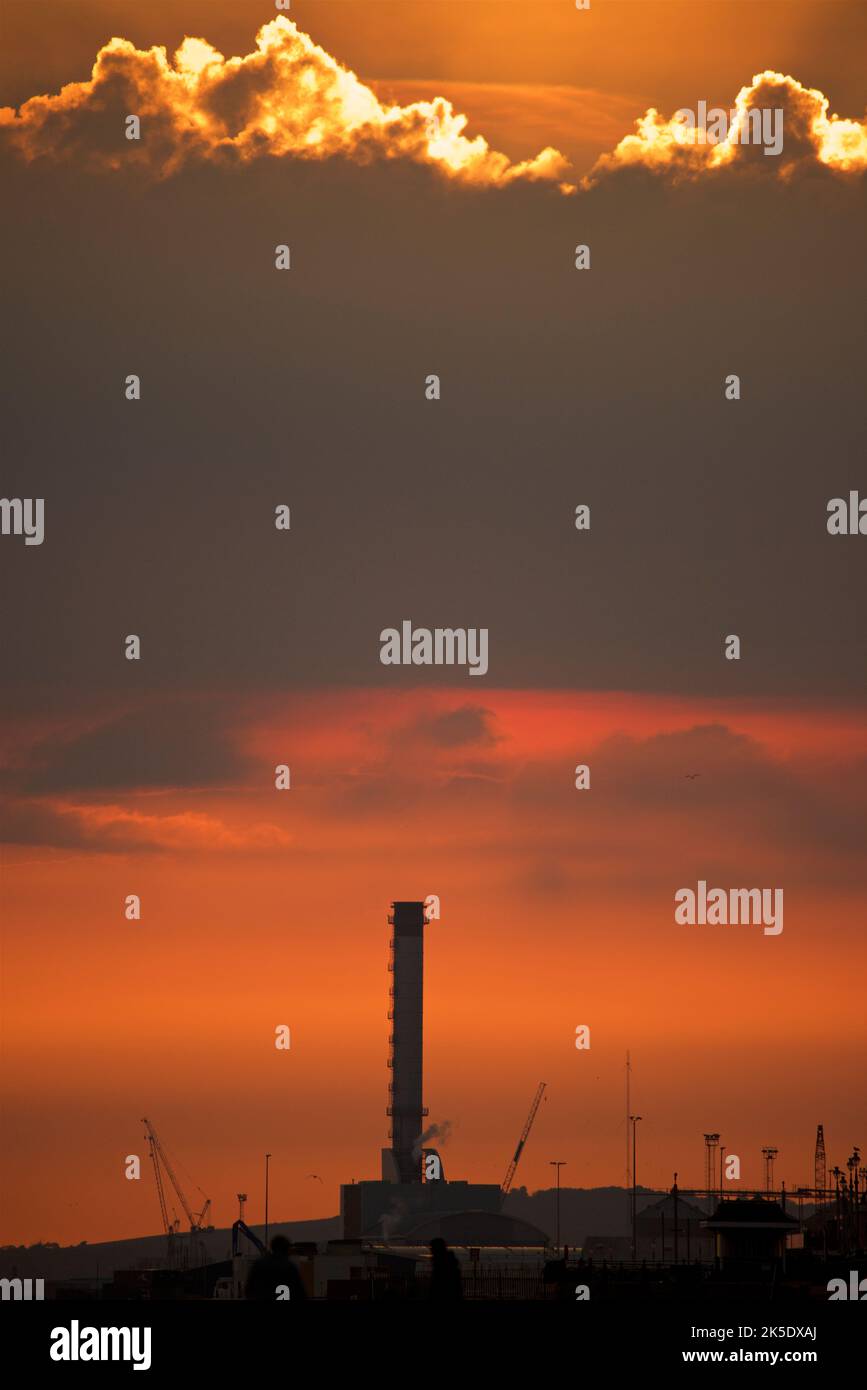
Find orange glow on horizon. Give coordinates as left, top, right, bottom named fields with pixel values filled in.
left=2, top=687, right=865, bottom=1245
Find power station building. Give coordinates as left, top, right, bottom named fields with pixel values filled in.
left=340, top=902, right=524, bottom=1242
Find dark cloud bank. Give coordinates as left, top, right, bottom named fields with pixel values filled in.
left=1, top=129, right=865, bottom=717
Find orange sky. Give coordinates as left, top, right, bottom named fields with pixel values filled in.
left=2, top=688, right=865, bottom=1245
left=1, top=0, right=865, bottom=1252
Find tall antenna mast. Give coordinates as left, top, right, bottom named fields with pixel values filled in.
left=625, top=1051, right=632, bottom=1202
left=814, top=1124, right=826, bottom=1198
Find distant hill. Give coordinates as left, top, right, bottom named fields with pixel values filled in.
left=0, top=1217, right=341, bottom=1285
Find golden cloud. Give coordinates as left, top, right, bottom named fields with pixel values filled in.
left=585, top=70, right=867, bottom=185
left=0, top=17, right=572, bottom=189
left=2, top=25, right=862, bottom=196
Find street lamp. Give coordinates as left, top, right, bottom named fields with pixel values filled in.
left=629, top=1116, right=642, bottom=1259
left=265, top=1153, right=272, bottom=1247
left=549, top=1161, right=567, bottom=1254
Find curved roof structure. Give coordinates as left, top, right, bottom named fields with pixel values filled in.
left=400, top=1209, right=549, bottom=1246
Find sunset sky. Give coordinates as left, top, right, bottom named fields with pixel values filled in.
left=1, top=0, right=865, bottom=1248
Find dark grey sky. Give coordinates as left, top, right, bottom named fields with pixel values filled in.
left=2, top=148, right=865, bottom=715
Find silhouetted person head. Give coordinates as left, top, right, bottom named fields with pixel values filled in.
left=245, top=1233, right=307, bottom=1300
left=428, top=1237, right=462, bottom=1299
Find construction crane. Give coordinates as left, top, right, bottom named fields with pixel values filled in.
left=501, top=1082, right=546, bottom=1195
left=144, top=1126, right=176, bottom=1241
left=142, top=1117, right=212, bottom=1240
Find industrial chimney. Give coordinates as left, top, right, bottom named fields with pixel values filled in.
left=386, top=902, right=429, bottom=1183
left=339, top=898, right=504, bottom=1239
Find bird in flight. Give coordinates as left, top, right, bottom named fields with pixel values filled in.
left=684, top=773, right=701, bottom=779
left=307, top=1174, right=323, bottom=1182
